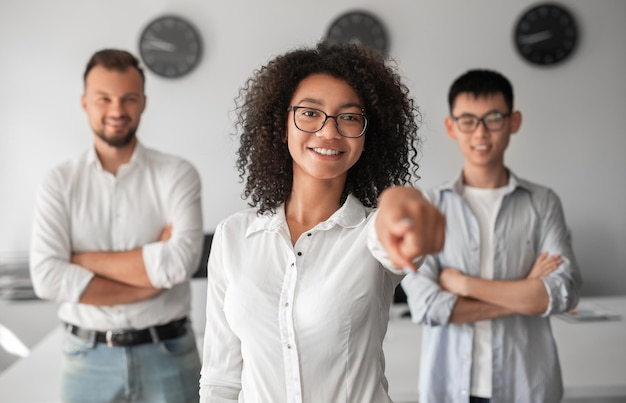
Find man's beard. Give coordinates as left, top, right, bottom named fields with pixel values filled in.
left=95, top=127, right=137, bottom=148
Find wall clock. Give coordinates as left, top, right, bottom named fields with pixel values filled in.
left=138, top=15, right=203, bottom=78
left=513, top=3, right=579, bottom=66
left=325, top=10, right=389, bottom=54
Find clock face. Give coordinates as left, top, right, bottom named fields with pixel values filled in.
left=138, top=15, right=203, bottom=78
left=326, top=11, right=389, bottom=54
left=513, top=3, right=578, bottom=66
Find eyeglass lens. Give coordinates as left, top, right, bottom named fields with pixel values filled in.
left=455, top=112, right=507, bottom=133
left=292, top=107, right=366, bottom=138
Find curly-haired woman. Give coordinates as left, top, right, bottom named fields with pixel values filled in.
left=200, top=41, right=444, bottom=403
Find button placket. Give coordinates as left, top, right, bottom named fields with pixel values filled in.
left=278, top=257, right=302, bottom=402
left=110, top=175, right=132, bottom=250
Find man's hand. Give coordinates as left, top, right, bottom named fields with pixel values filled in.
left=160, top=224, right=173, bottom=242
left=376, top=187, right=445, bottom=271
left=439, top=267, right=468, bottom=295
left=527, top=251, right=561, bottom=279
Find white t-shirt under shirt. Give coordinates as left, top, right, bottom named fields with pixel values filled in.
left=463, top=185, right=508, bottom=398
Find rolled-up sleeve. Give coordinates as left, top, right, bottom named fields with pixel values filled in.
left=538, top=190, right=582, bottom=316
left=143, top=161, right=203, bottom=288
left=29, top=169, right=94, bottom=303
left=401, top=254, right=458, bottom=326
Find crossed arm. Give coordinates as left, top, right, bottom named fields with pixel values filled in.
left=441, top=252, right=562, bottom=323
left=72, top=225, right=172, bottom=306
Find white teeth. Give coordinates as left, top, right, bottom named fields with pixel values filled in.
left=312, top=147, right=340, bottom=156
left=106, top=120, right=127, bottom=127
left=473, top=145, right=488, bottom=150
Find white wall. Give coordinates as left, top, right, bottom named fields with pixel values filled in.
left=1, top=0, right=624, bottom=296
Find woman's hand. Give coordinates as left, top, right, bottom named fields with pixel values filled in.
left=376, top=186, right=445, bottom=271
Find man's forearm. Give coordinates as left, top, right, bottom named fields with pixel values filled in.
left=461, top=277, right=550, bottom=316
left=79, top=275, right=161, bottom=306
left=449, top=296, right=515, bottom=323
left=72, top=249, right=153, bottom=288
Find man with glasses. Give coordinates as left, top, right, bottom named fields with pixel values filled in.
left=401, top=69, right=582, bottom=403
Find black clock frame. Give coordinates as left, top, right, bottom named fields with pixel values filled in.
left=513, top=3, right=579, bottom=66
left=325, top=10, right=389, bottom=55
left=138, top=15, right=203, bottom=79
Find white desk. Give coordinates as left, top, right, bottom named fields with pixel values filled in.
left=0, top=280, right=208, bottom=403
left=384, top=298, right=626, bottom=403
left=552, top=297, right=626, bottom=401
left=1, top=280, right=625, bottom=403
left=0, top=297, right=59, bottom=372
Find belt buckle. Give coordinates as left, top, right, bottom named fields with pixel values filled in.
left=105, top=329, right=124, bottom=347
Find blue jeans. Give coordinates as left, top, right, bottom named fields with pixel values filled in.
left=61, top=323, right=201, bottom=403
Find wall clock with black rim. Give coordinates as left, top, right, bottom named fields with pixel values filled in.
left=138, top=15, right=203, bottom=78
left=325, top=10, right=389, bottom=55
left=513, top=3, right=579, bottom=66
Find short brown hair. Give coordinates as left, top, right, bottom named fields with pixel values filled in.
left=83, top=49, right=145, bottom=87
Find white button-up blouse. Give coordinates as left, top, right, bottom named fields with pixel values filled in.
left=200, top=195, right=416, bottom=403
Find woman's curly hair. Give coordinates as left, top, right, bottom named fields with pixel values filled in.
left=234, top=41, right=422, bottom=214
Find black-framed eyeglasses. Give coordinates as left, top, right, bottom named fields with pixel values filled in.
left=451, top=111, right=512, bottom=133
left=287, top=106, right=368, bottom=138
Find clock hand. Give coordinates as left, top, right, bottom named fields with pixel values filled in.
left=518, top=30, right=553, bottom=45
left=143, top=40, right=176, bottom=52
left=142, top=32, right=176, bottom=52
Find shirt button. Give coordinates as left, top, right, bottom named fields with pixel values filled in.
left=285, top=302, right=289, bottom=307
left=461, top=389, right=467, bottom=395
left=307, top=233, right=312, bottom=237
left=297, top=252, right=302, bottom=256
left=291, top=263, right=294, bottom=267
left=287, top=344, right=292, bottom=349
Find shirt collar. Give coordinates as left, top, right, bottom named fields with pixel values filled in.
left=441, top=168, right=531, bottom=196
left=245, top=194, right=369, bottom=238
left=86, top=141, right=145, bottom=172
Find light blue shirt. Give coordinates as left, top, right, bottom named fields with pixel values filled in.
left=401, top=170, right=582, bottom=403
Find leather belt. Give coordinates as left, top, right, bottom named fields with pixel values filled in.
left=65, top=317, right=188, bottom=347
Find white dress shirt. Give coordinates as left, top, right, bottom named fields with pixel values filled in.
left=29, top=143, right=204, bottom=330
left=200, top=195, right=417, bottom=403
